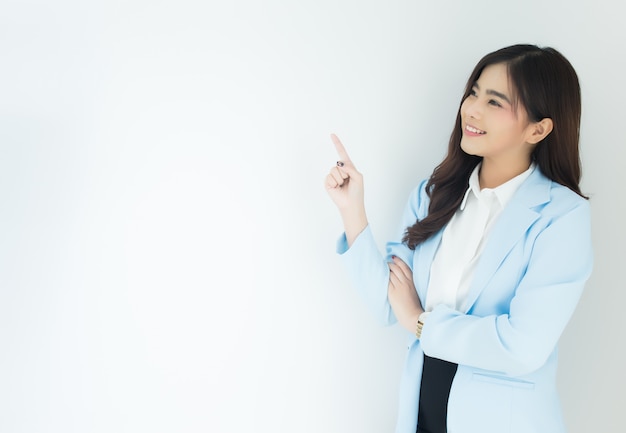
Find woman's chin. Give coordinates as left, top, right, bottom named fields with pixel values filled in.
left=460, top=139, right=481, bottom=157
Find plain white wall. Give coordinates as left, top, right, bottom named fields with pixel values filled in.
left=0, top=0, right=623, bottom=432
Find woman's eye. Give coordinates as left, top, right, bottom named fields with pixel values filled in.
left=488, top=99, right=502, bottom=108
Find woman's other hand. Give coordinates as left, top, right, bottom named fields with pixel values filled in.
left=388, top=256, right=424, bottom=333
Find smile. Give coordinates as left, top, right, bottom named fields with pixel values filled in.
left=466, top=125, right=486, bottom=134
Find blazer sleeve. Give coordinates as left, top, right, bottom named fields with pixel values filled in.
left=419, top=197, right=593, bottom=376
left=336, top=179, right=430, bottom=326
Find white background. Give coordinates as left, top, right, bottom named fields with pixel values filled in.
left=1, top=1, right=623, bottom=432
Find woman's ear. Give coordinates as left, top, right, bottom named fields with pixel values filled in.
left=527, top=118, right=554, bottom=144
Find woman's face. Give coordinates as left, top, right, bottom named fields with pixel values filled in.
left=460, top=63, right=536, bottom=168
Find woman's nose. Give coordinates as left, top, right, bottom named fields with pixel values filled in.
left=463, top=97, right=482, bottom=119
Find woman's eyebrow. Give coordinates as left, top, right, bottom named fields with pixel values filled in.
left=486, top=89, right=511, bottom=104
left=473, top=83, right=511, bottom=104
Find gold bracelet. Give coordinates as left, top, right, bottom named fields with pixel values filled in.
left=415, top=315, right=425, bottom=339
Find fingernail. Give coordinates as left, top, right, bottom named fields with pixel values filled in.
left=337, top=161, right=344, bottom=167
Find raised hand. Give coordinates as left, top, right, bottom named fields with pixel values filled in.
left=324, top=134, right=364, bottom=210
left=324, top=134, right=368, bottom=246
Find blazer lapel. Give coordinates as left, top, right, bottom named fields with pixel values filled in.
left=459, top=168, right=552, bottom=313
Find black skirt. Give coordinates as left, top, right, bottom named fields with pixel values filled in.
left=416, top=354, right=458, bottom=433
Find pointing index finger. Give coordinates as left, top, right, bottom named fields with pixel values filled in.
left=331, top=133, right=352, bottom=165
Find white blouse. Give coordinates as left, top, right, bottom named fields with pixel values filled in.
left=424, top=162, right=536, bottom=314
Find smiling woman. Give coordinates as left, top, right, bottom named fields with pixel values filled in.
left=325, top=44, right=592, bottom=433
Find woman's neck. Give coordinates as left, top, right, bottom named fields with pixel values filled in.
left=479, top=158, right=531, bottom=189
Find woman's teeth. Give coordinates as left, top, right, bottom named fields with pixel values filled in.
left=467, top=125, right=486, bottom=134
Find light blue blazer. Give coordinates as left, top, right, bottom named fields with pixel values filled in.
left=337, top=167, right=593, bottom=433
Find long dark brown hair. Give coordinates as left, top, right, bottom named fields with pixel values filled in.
left=403, top=44, right=585, bottom=249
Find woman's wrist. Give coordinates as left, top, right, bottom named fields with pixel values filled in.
left=401, top=308, right=424, bottom=336
left=341, top=207, right=368, bottom=247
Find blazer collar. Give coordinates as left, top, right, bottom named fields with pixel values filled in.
left=505, top=165, right=552, bottom=209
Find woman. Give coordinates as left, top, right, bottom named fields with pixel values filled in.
left=325, top=44, right=593, bottom=433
